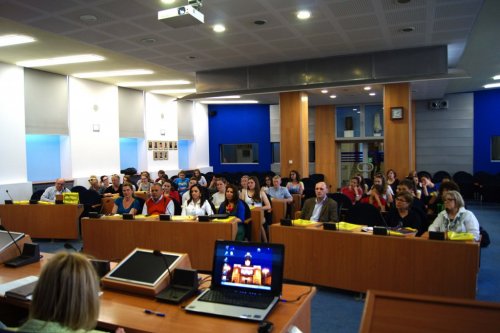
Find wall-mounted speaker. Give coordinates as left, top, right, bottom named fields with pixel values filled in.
left=428, top=100, right=449, bottom=110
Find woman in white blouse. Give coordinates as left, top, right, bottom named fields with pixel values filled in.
left=182, top=184, right=213, bottom=216
left=240, top=176, right=271, bottom=210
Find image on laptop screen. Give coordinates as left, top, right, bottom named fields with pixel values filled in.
left=212, top=241, right=284, bottom=294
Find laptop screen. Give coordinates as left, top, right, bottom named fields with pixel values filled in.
left=211, top=241, right=284, bottom=295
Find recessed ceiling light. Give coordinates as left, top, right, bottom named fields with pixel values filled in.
left=213, top=24, right=226, bottom=33
left=297, top=10, right=311, bottom=20
left=396, top=0, right=411, bottom=4
left=484, top=83, right=500, bottom=89
left=17, top=54, right=104, bottom=67
left=0, top=34, right=36, bottom=47
left=73, top=69, right=153, bottom=78
left=369, top=92, right=376, bottom=96
left=330, top=95, right=337, bottom=99
left=207, top=95, right=241, bottom=99
left=118, top=80, right=191, bottom=87
left=186, top=55, right=197, bottom=60
left=493, top=75, right=500, bottom=80
left=79, top=14, right=98, bottom=23
left=399, top=26, right=415, bottom=33
left=353, top=108, right=358, bottom=111
left=151, top=88, right=196, bottom=94
left=161, top=0, right=176, bottom=4
left=140, top=38, right=157, bottom=44
left=253, top=19, right=267, bottom=25
left=321, top=89, right=328, bottom=94
left=364, top=86, right=371, bottom=91
left=200, top=100, right=259, bottom=104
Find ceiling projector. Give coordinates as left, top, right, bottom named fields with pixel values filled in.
left=158, top=5, right=204, bottom=28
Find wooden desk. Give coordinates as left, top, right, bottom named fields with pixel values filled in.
left=82, top=218, right=238, bottom=271
left=0, top=204, right=83, bottom=239
left=271, top=198, right=288, bottom=224
left=270, top=224, right=480, bottom=299
left=0, top=256, right=316, bottom=333
left=250, top=207, right=265, bottom=242
left=360, top=290, right=500, bottom=333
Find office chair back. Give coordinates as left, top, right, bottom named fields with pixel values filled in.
left=346, top=203, right=386, bottom=227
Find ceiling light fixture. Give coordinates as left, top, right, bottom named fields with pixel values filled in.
left=493, top=75, right=500, bottom=80
left=17, top=54, right=104, bottom=67
left=297, top=10, right=311, bottom=20
left=329, top=95, right=337, bottom=99
left=207, top=95, right=241, bottom=99
left=254, top=19, right=267, bottom=25
left=73, top=69, right=153, bottom=78
left=0, top=34, right=36, bottom=47
left=364, top=86, right=372, bottom=91
left=151, top=88, right=196, bottom=94
left=199, top=100, right=258, bottom=104
left=399, top=26, right=415, bottom=33
left=79, top=14, right=98, bottom=23
left=369, top=92, right=376, bottom=96
left=321, top=89, right=328, bottom=94
left=118, top=80, right=191, bottom=87
left=161, top=0, right=176, bottom=4
left=213, top=24, right=226, bottom=33
left=483, top=83, right=500, bottom=89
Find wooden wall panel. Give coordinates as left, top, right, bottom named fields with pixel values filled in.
left=383, top=83, right=412, bottom=179
left=280, top=91, right=309, bottom=177
left=315, top=105, right=337, bottom=190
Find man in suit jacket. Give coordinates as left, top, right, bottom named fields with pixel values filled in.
left=300, top=182, right=338, bottom=222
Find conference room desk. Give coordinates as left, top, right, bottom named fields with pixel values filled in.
left=0, top=204, right=83, bottom=239
left=359, top=290, right=500, bottom=333
left=0, top=256, right=316, bottom=333
left=82, top=217, right=238, bottom=271
left=270, top=198, right=288, bottom=224
left=270, top=224, right=480, bottom=299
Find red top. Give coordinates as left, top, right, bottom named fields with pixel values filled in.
left=145, top=196, right=172, bottom=215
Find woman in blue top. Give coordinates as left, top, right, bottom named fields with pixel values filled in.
left=219, top=183, right=246, bottom=241
left=111, top=183, right=141, bottom=215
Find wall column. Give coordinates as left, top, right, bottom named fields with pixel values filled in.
left=315, top=105, right=337, bottom=190
left=279, top=91, right=309, bottom=178
left=383, top=83, right=414, bottom=178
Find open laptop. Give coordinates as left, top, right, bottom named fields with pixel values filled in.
left=186, top=240, right=284, bottom=321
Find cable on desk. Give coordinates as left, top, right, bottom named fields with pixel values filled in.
left=280, top=286, right=313, bottom=303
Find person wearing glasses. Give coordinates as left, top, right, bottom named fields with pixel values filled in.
left=40, top=178, right=70, bottom=202
left=98, top=175, right=110, bottom=195
left=428, top=190, right=480, bottom=241
left=104, top=174, right=123, bottom=197
left=387, top=191, right=423, bottom=235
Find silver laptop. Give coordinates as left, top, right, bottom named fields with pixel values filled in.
left=186, top=240, right=285, bottom=321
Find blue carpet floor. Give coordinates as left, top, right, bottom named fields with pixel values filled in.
left=35, top=203, right=500, bottom=333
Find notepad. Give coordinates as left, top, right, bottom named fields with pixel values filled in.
left=0, top=276, right=38, bottom=298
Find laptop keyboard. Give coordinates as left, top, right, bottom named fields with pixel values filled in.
left=199, top=290, right=275, bottom=309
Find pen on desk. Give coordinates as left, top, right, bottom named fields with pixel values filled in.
left=144, top=309, right=166, bottom=317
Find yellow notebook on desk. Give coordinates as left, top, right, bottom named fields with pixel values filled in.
left=292, top=219, right=322, bottom=227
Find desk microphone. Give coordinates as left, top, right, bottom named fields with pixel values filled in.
left=5, top=189, right=14, bottom=201
left=0, top=223, right=22, bottom=256
left=153, top=250, right=173, bottom=284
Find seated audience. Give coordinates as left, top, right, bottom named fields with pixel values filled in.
left=104, top=174, right=122, bottom=197
left=218, top=183, right=246, bottom=241
left=122, top=175, right=137, bottom=191
left=286, top=170, right=304, bottom=195
left=361, top=184, right=386, bottom=211
left=111, top=183, right=141, bottom=215
left=240, top=176, right=271, bottom=210
left=193, top=169, right=207, bottom=187
left=211, top=177, right=227, bottom=210
left=371, top=173, right=394, bottom=205
left=88, top=175, right=100, bottom=193
left=341, top=176, right=363, bottom=205
left=261, top=175, right=272, bottom=193
left=155, top=169, right=167, bottom=182
left=135, top=171, right=151, bottom=189
left=207, top=174, right=220, bottom=194
left=173, top=170, right=190, bottom=196
left=98, top=175, right=110, bottom=195
left=7, top=251, right=124, bottom=333
left=162, top=179, right=181, bottom=203
left=182, top=177, right=199, bottom=205
left=428, top=190, right=480, bottom=241
left=427, top=180, right=460, bottom=215
left=420, top=174, right=438, bottom=203
left=387, top=191, right=423, bottom=234
left=142, top=183, right=174, bottom=216
left=137, top=173, right=153, bottom=192
left=181, top=184, right=213, bottom=216
left=40, top=178, right=70, bottom=202
left=386, top=169, right=399, bottom=194
left=397, top=178, right=425, bottom=211
left=267, top=175, right=293, bottom=203
left=408, top=171, right=423, bottom=199
left=300, top=182, right=338, bottom=222
left=240, top=175, right=249, bottom=192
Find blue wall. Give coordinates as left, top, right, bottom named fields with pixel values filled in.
left=119, top=138, right=138, bottom=171
left=26, top=135, right=61, bottom=181
left=178, top=140, right=190, bottom=170
left=474, top=89, right=500, bottom=174
left=208, top=104, right=271, bottom=173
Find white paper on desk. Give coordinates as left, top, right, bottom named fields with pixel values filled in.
left=0, top=276, right=38, bottom=297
